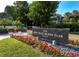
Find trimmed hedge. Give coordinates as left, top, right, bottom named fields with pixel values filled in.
left=56, top=23, right=79, bottom=32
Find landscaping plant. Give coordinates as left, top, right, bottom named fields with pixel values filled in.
left=10, top=34, right=79, bottom=57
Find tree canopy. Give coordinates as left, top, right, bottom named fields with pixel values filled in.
left=5, top=1, right=29, bottom=26
left=63, top=10, right=79, bottom=23
left=27, top=1, right=60, bottom=27
left=2, top=1, right=79, bottom=32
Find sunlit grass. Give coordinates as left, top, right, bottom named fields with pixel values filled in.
left=0, top=38, right=46, bottom=57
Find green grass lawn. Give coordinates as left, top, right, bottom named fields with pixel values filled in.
left=0, top=38, right=46, bottom=57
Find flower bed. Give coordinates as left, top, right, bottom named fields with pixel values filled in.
left=10, top=34, right=79, bottom=57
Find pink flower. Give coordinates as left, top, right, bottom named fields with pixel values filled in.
left=59, top=49, right=63, bottom=54
left=65, top=51, right=69, bottom=56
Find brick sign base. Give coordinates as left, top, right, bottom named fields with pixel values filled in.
left=32, top=26, right=69, bottom=44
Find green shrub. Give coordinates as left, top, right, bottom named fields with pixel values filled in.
left=0, top=28, right=8, bottom=34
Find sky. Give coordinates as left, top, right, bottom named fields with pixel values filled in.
left=56, top=1, right=79, bottom=15
left=0, top=0, right=79, bottom=15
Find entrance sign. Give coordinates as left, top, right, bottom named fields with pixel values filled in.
left=32, top=27, right=69, bottom=44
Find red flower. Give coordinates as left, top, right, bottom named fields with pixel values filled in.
left=70, top=52, right=75, bottom=57
left=27, top=37, right=36, bottom=45
left=75, top=53, right=79, bottom=57
left=53, top=47, right=56, bottom=53
left=40, top=42, right=48, bottom=47
left=39, top=42, right=48, bottom=52
left=15, top=35, right=24, bottom=40
left=46, top=46, right=52, bottom=52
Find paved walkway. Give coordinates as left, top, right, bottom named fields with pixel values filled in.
left=0, top=34, right=10, bottom=40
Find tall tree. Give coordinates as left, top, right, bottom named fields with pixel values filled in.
left=64, top=12, right=73, bottom=23
left=5, top=1, right=29, bottom=26
left=64, top=12, right=72, bottom=17
left=72, top=10, right=79, bottom=22
left=27, top=1, right=60, bottom=27
left=64, top=10, right=79, bottom=23
left=5, top=6, right=16, bottom=20
left=14, top=1, right=29, bottom=26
